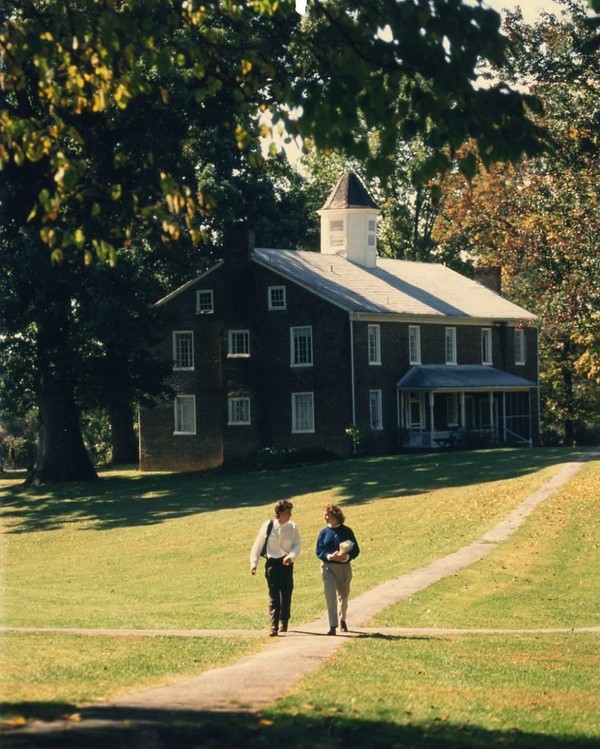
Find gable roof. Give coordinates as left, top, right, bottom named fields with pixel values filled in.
left=396, top=365, right=537, bottom=391
left=320, top=172, right=378, bottom=211
left=253, top=248, right=535, bottom=322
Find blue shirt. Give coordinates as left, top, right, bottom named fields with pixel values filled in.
left=315, top=524, right=360, bottom=564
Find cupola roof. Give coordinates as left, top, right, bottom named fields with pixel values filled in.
left=320, top=172, right=378, bottom=211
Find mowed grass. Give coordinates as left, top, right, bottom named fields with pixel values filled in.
left=264, top=458, right=600, bottom=747
left=1, top=633, right=264, bottom=721
left=372, top=457, right=600, bottom=629
left=1, top=448, right=574, bottom=631
left=1, top=446, right=599, bottom=744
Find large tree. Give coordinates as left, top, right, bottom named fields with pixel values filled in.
left=433, top=0, right=600, bottom=444
left=1, top=0, right=550, bottom=483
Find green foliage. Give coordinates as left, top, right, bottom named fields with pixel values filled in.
left=294, top=0, right=547, bottom=181
left=1, top=0, right=547, bottom=261
left=433, top=0, right=600, bottom=445
left=0, top=0, right=300, bottom=260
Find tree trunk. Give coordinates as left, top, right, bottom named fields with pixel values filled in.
left=562, top=362, right=575, bottom=447
left=109, top=401, right=139, bottom=464
left=26, top=279, right=97, bottom=485
left=30, top=385, right=97, bottom=484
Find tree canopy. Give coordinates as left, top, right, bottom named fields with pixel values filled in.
left=1, top=0, right=555, bottom=483
left=1, top=0, right=549, bottom=263
left=433, top=0, right=600, bottom=444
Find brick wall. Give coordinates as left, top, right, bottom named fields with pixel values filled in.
left=140, top=256, right=540, bottom=472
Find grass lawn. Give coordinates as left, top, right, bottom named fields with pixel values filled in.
left=262, top=458, right=600, bottom=748
left=1, top=446, right=599, bottom=746
left=1, top=448, right=574, bottom=630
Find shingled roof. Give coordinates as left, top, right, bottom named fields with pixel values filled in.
left=253, top=248, right=535, bottom=322
left=319, top=172, right=378, bottom=211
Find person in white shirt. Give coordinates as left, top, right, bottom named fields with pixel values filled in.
left=250, top=500, right=301, bottom=636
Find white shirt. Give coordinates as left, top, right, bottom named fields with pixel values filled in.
left=250, top=518, right=301, bottom=570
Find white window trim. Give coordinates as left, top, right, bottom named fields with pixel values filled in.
left=196, top=289, right=214, bottom=314
left=369, top=389, right=383, bottom=430
left=409, top=325, right=421, bottom=365
left=228, top=397, right=251, bottom=425
left=173, top=330, right=194, bottom=371
left=268, top=285, right=286, bottom=311
left=445, top=327, right=457, bottom=365
left=481, top=328, right=493, bottom=365
left=290, top=326, right=313, bottom=367
left=515, top=329, right=526, bottom=365
left=174, top=395, right=196, bottom=435
left=228, top=329, right=250, bottom=358
left=368, top=324, right=381, bottom=365
left=291, top=392, right=315, bottom=433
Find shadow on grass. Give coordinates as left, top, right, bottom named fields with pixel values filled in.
left=0, top=447, right=593, bottom=535
left=2, top=703, right=597, bottom=749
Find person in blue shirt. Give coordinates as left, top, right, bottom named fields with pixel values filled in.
left=315, top=503, right=360, bottom=635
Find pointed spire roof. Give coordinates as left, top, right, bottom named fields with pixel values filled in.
left=320, top=172, right=378, bottom=211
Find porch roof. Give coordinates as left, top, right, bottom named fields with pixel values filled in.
left=396, top=365, right=537, bottom=391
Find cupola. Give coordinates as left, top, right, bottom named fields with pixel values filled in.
left=317, top=172, right=379, bottom=268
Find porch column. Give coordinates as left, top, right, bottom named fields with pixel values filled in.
left=502, top=392, right=507, bottom=441
left=489, top=392, right=495, bottom=436
left=460, top=392, right=466, bottom=428
left=429, top=392, right=435, bottom=447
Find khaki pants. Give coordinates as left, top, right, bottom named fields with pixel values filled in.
left=321, top=561, right=352, bottom=628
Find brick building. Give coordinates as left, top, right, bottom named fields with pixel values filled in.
left=139, top=173, right=539, bottom=472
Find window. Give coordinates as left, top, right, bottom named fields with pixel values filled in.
left=292, top=392, right=314, bottom=433
left=409, top=325, right=421, bottom=364
left=445, top=327, right=457, bottom=365
left=368, top=324, right=381, bottom=365
left=481, top=328, right=493, bottom=365
left=367, top=218, right=377, bottom=247
left=268, top=286, right=286, bottom=310
left=515, top=329, right=526, bottom=365
left=447, top=393, right=459, bottom=427
left=291, top=326, right=313, bottom=366
left=173, top=331, right=194, bottom=370
left=228, top=330, right=250, bottom=357
left=369, top=390, right=383, bottom=430
left=196, top=289, right=214, bottom=314
left=409, top=393, right=423, bottom=429
left=228, top=397, right=251, bottom=425
left=174, top=395, right=196, bottom=434
left=330, top=219, right=344, bottom=248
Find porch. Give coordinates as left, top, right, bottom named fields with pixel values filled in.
left=396, top=365, right=538, bottom=450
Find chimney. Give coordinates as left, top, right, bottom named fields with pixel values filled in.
left=474, top=266, right=502, bottom=295
left=222, top=228, right=255, bottom=268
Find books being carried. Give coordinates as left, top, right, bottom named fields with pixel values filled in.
left=338, top=540, right=354, bottom=555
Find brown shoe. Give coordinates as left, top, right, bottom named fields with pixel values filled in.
left=280, top=622, right=288, bottom=632
left=269, top=628, right=278, bottom=637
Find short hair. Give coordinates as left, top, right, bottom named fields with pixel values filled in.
left=324, top=503, right=345, bottom=524
left=274, top=500, right=293, bottom=516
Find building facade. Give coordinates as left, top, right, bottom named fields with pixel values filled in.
left=139, top=173, right=539, bottom=472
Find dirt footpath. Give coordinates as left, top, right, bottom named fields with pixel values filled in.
left=4, top=451, right=597, bottom=748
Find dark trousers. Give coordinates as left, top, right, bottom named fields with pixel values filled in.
left=265, top=557, right=294, bottom=630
